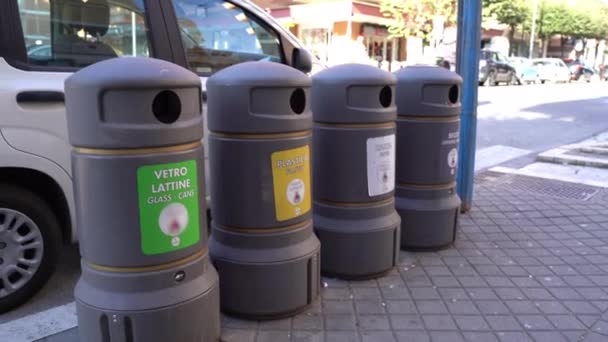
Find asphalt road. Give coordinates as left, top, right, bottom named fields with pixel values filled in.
left=2, top=80, right=608, bottom=335
left=477, top=82, right=608, bottom=152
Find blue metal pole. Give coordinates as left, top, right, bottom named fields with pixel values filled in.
left=455, top=0, right=482, bottom=212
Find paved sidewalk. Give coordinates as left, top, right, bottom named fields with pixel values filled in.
left=38, top=177, right=608, bottom=342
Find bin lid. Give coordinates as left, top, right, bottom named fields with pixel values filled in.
left=65, top=57, right=203, bottom=149
left=207, top=61, right=312, bottom=134
left=312, top=64, right=397, bottom=124
left=395, top=65, right=462, bottom=118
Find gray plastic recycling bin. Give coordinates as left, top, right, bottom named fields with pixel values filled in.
left=312, top=64, right=401, bottom=279
left=207, top=62, right=320, bottom=319
left=394, top=66, right=462, bottom=249
left=65, top=57, right=220, bottom=342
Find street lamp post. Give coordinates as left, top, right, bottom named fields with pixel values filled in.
left=529, top=0, right=539, bottom=58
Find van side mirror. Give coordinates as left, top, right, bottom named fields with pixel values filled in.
left=292, top=48, right=312, bottom=74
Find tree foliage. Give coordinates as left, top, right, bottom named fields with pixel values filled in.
left=379, top=0, right=456, bottom=42
left=483, top=0, right=529, bottom=32
left=489, top=0, right=608, bottom=41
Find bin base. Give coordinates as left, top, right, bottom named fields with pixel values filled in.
left=209, top=219, right=320, bottom=320
left=396, top=185, right=460, bottom=250
left=75, top=253, right=221, bottom=342
left=314, top=200, right=400, bottom=279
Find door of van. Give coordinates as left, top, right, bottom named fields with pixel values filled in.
left=0, top=0, right=175, bottom=180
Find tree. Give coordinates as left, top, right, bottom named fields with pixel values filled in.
left=380, top=0, right=457, bottom=43
left=483, top=0, right=530, bottom=55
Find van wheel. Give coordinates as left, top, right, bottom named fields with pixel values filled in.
left=0, top=184, right=61, bottom=313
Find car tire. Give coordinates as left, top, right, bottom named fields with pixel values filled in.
left=0, top=184, right=62, bottom=313
left=509, top=72, right=518, bottom=86
left=484, top=72, right=496, bottom=87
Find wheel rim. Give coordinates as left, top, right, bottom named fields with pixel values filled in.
left=0, top=208, right=44, bottom=298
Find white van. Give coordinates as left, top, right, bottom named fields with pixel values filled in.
left=0, top=0, right=314, bottom=312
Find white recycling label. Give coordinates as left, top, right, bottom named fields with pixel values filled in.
left=366, top=134, right=396, bottom=197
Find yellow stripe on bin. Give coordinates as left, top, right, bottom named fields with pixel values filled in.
left=216, top=219, right=312, bottom=234
left=314, top=122, right=396, bottom=129
left=396, top=115, right=460, bottom=122
left=210, top=130, right=312, bottom=140
left=396, top=182, right=456, bottom=190
left=86, top=248, right=206, bottom=273
left=74, top=141, right=202, bottom=156
left=315, top=197, right=395, bottom=207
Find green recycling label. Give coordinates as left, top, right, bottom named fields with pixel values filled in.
left=137, top=160, right=200, bottom=255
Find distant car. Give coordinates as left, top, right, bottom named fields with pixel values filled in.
left=509, top=57, right=540, bottom=85
left=479, top=50, right=517, bottom=86
left=532, top=58, right=571, bottom=84
left=564, top=59, right=595, bottom=82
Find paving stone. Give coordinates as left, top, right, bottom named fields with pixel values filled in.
left=523, top=288, right=556, bottom=301
left=548, top=287, right=585, bottom=300
left=431, top=276, right=461, bottom=287
left=560, top=330, right=587, bottom=342
left=438, top=288, right=469, bottom=301
left=324, top=331, right=360, bottom=342
left=357, top=315, right=391, bottom=331
left=462, top=332, right=500, bottom=342
left=414, top=300, right=448, bottom=314
left=385, top=301, right=417, bottom=314
left=389, top=315, right=425, bottom=331
left=353, top=287, right=382, bottom=300
left=453, top=315, right=491, bottom=331
left=428, top=331, right=466, bottom=342
left=355, top=301, right=387, bottom=315
left=259, top=318, right=291, bottom=331
left=256, top=331, right=291, bottom=342
left=495, top=288, right=526, bottom=300
left=486, top=315, right=524, bottom=331
left=293, top=314, right=324, bottom=330
left=590, top=320, right=608, bottom=336
left=476, top=300, right=511, bottom=315
left=467, top=288, right=499, bottom=300
left=394, top=331, right=430, bottom=342
left=529, top=331, right=568, bottom=342
left=446, top=300, right=480, bottom=314
left=380, top=286, right=411, bottom=300
left=360, top=331, right=396, bottom=342
left=323, top=288, right=353, bottom=300
left=221, top=329, right=256, bottom=342
left=547, top=315, right=587, bottom=330
left=323, top=300, right=355, bottom=314
left=224, top=317, right=259, bottom=329
left=505, top=300, right=542, bottom=314
left=517, top=315, right=555, bottom=330
left=535, top=301, right=570, bottom=314
left=292, top=331, right=324, bottom=342
left=324, top=314, right=357, bottom=330
left=563, top=301, right=601, bottom=314
left=409, top=287, right=441, bottom=300
left=496, top=331, right=533, bottom=342
left=577, top=315, right=602, bottom=328
left=421, top=315, right=458, bottom=331
left=582, top=332, right=608, bottom=342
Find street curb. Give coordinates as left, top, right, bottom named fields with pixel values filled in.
left=537, top=148, right=608, bottom=169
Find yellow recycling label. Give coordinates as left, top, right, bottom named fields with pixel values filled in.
left=271, top=145, right=311, bottom=222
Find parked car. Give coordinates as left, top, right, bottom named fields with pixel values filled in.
left=508, top=57, right=540, bottom=85
left=478, top=50, right=517, bottom=86
left=532, top=58, right=571, bottom=84
left=564, top=59, right=595, bottom=82
left=0, top=0, right=316, bottom=312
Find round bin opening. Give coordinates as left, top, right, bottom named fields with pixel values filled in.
left=379, top=86, right=392, bottom=108
left=153, top=90, right=182, bottom=124
left=448, top=85, right=459, bottom=104
left=290, top=88, right=306, bottom=114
